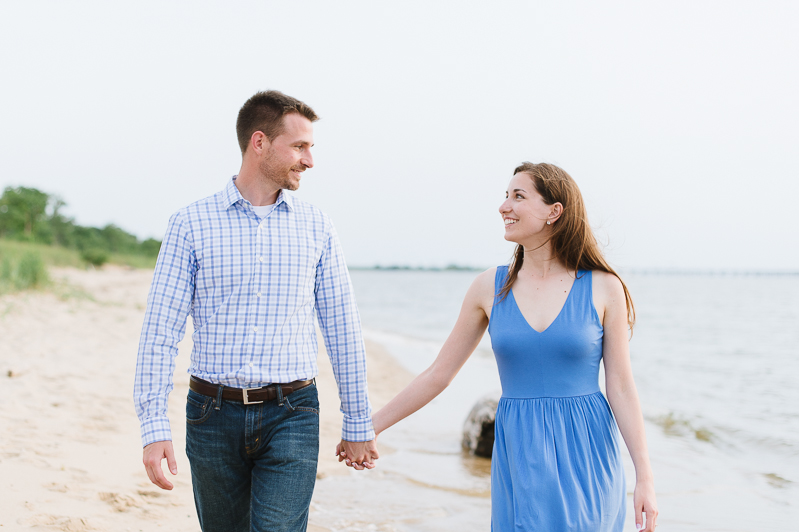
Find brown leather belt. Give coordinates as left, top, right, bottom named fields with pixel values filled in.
left=189, top=376, right=314, bottom=405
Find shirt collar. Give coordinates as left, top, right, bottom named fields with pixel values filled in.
left=221, top=176, right=243, bottom=209
left=220, top=176, right=295, bottom=212
left=276, top=189, right=295, bottom=211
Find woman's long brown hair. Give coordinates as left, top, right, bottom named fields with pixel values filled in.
left=498, top=162, right=636, bottom=332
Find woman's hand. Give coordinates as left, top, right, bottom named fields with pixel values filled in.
left=336, top=438, right=379, bottom=470
left=633, top=479, right=658, bottom=531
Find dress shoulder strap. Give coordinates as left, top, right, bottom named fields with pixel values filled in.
left=573, top=269, right=591, bottom=297
left=493, top=265, right=509, bottom=303
left=488, top=265, right=511, bottom=330
left=572, top=270, right=600, bottom=319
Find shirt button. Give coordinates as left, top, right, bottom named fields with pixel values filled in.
left=252, top=326, right=258, bottom=332
left=259, top=256, right=265, bottom=262
left=249, top=362, right=254, bottom=368
left=256, top=292, right=262, bottom=297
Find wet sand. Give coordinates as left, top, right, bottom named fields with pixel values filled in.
left=0, top=266, right=412, bottom=531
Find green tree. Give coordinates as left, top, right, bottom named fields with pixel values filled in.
left=141, top=238, right=162, bottom=257
left=0, top=185, right=161, bottom=264
left=48, top=195, right=76, bottom=247
left=100, top=224, right=140, bottom=254
left=0, top=186, right=51, bottom=241
left=73, top=225, right=105, bottom=252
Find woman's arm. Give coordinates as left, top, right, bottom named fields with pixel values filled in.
left=371, top=269, right=494, bottom=436
left=337, top=269, right=493, bottom=467
left=597, top=272, right=659, bottom=532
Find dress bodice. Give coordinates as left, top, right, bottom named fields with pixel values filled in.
left=488, top=266, right=605, bottom=398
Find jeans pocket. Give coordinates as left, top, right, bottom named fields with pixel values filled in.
left=283, top=386, right=319, bottom=415
left=186, top=389, right=214, bottom=425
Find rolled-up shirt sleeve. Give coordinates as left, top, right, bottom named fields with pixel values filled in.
left=134, top=211, right=196, bottom=447
left=314, top=220, right=375, bottom=442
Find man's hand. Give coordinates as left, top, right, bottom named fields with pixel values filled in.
left=143, top=440, right=178, bottom=490
left=335, top=439, right=379, bottom=470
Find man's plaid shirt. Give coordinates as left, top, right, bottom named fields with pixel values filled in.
left=134, top=177, right=373, bottom=447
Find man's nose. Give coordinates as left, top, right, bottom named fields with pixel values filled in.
left=302, top=149, right=314, bottom=169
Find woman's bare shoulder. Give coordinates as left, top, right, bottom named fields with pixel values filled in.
left=591, top=270, right=626, bottom=305
left=470, top=267, right=498, bottom=294
left=463, top=267, right=499, bottom=309
left=476, top=266, right=499, bottom=283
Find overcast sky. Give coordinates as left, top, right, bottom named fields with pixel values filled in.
left=1, top=1, right=797, bottom=271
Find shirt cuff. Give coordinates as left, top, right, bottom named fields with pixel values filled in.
left=140, top=416, right=173, bottom=447
left=341, top=415, right=376, bottom=442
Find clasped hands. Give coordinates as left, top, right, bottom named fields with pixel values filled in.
left=335, top=438, right=379, bottom=470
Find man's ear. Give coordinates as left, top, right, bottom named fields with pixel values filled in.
left=249, top=131, right=270, bottom=155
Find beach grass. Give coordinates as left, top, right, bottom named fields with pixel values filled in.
left=1, top=247, right=50, bottom=293
left=0, top=239, right=84, bottom=268
left=105, top=251, right=158, bottom=269
left=0, top=239, right=156, bottom=295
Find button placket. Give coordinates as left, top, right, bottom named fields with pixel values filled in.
left=250, top=220, right=264, bottom=343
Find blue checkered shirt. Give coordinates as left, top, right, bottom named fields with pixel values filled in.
left=134, top=177, right=373, bottom=447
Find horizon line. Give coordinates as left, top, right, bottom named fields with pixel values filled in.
left=347, top=265, right=799, bottom=276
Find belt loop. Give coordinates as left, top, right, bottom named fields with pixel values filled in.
left=276, top=384, right=284, bottom=407
left=214, top=383, right=224, bottom=410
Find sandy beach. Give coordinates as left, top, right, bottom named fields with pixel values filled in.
left=0, top=266, right=412, bottom=531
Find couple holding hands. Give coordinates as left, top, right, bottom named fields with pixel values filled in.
left=134, top=90, right=658, bottom=531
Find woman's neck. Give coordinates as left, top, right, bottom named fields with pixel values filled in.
left=520, top=243, right=567, bottom=278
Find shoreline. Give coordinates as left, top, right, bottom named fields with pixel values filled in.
left=0, top=266, right=413, bottom=531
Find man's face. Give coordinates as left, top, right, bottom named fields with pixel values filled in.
left=258, top=113, right=315, bottom=191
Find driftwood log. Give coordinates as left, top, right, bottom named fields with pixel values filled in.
left=462, top=393, right=500, bottom=458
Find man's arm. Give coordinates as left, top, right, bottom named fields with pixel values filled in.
left=314, top=220, right=377, bottom=467
left=134, top=211, right=196, bottom=487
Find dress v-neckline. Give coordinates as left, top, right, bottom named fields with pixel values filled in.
left=509, top=274, right=579, bottom=334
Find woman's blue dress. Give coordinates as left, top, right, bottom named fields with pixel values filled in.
left=488, top=267, right=625, bottom=531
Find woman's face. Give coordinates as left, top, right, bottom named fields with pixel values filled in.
left=498, top=172, right=559, bottom=244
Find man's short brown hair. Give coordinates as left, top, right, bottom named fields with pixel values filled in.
left=236, top=90, right=319, bottom=154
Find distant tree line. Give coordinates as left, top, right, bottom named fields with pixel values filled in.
left=0, top=186, right=161, bottom=258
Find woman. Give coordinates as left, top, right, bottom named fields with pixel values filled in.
left=340, top=162, right=658, bottom=531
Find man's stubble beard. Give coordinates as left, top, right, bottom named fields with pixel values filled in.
left=259, top=151, right=300, bottom=191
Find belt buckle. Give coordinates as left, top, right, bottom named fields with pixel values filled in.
left=242, top=387, right=264, bottom=405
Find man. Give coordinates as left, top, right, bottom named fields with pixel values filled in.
left=134, top=90, right=378, bottom=532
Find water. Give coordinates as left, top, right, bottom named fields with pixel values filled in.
left=628, top=275, right=799, bottom=478
left=311, top=270, right=799, bottom=531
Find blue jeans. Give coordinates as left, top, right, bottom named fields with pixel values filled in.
left=185, top=382, right=320, bottom=532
